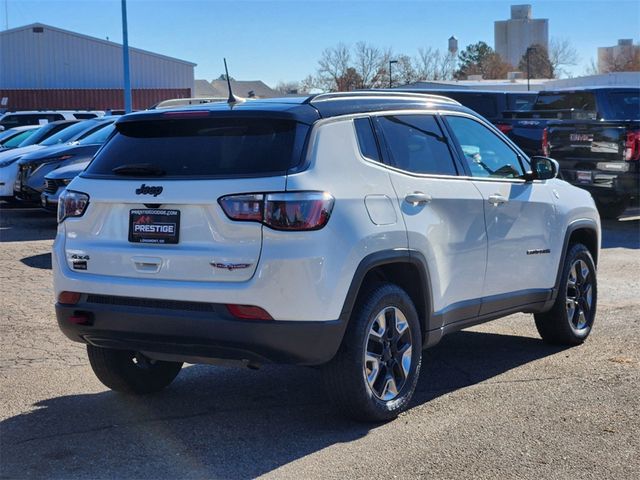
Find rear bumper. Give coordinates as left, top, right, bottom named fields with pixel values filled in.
left=56, top=295, right=347, bottom=366
left=562, top=168, right=639, bottom=197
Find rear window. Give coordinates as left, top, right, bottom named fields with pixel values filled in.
left=607, top=91, right=639, bottom=119
left=508, top=94, right=535, bottom=111
left=448, top=94, right=498, bottom=119
left=0, top=113, right=64, bottom=128
left=85, top=118, right=309, bottom=178
left=534, top=92, right=596, bottom=111
left=73, top=113, right=98, bottom=119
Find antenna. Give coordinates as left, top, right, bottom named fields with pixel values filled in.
left=223, top=58, right=238, bottom=104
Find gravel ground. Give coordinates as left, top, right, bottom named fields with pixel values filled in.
left=0, top=204, right=638, bottom=480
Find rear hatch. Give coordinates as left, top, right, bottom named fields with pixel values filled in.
left=547, top=119, right=639, bottom=186
left=63, top=113, right=310, bottom=283
left=504, top=91, right=599, bottom=156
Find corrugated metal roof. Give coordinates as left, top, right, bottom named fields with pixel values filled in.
left=0, top=23, right=196, bottom=66
left=0, top=23, right=195, bottom=90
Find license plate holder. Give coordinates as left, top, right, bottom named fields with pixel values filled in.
left=129, top=209, right=180, bottom=244
left=576, top=170, right=592, bottom=184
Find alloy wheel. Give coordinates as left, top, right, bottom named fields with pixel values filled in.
left=363, top=306, right=413, bottom=401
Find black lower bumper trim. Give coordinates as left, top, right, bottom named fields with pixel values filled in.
left=56, top=298, right=347, bottom=366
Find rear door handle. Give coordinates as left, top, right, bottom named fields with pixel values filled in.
left=488, top=194, right=508, bottom=206
left=405, top=192, right=432, bottom=205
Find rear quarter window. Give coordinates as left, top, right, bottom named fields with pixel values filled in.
left=85, top=117, right=309, bottom=178
left=607, top=91, right=640, bottom=119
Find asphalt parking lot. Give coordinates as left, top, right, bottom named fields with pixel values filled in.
left=1, top=203, right=638, bottom=480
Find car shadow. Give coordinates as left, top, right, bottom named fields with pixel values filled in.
left=20, top=252, right=52, bottom=269
left=601, top=218, right=639, bottom=249
left=0, top=330, right=568, bottom=479
left=0, top=204, right=57, bottom=242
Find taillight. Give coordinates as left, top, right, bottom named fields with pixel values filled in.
left=496, top=123, right=513, bottom=134
left=542, top=127, right=550, bottom=156
left=624, top=130, right=640, bottom=161
left=57, top=190, right=90, bottom=223
left=219, top=191, right=334, bottom=231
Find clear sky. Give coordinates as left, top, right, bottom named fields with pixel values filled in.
left=3, top=0, right=639, bottom=87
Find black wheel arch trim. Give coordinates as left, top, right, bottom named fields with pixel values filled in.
left=339, top=248, right=435, bottom=346
left=544, top=219, right=599, bottom=311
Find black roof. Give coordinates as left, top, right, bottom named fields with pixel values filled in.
left=118, top=91, right=470, bottom=125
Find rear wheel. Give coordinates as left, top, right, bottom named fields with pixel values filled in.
left=535, top=243, right=597, bottom=345
left=322, top=283, right=422, bottom=422
left=87, top=345, right=183, bottom=394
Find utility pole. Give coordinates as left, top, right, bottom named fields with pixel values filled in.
left=389, top=60, right=398, bottom=88
left=4, top=0, right=9, bottom=30
left=121, top=0, right=132, bottom=112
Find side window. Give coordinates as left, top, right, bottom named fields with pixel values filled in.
left=446, top=115, right=524, bottom=179
left=354, top=117, right=380, bottom=162
left=376, top=115, right=457, bottom=175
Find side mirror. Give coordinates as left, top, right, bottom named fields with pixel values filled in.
left=527, top=156, right=559, bottom=181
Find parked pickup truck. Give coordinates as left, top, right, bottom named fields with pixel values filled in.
left=502, top=88, right=631, bottom=157
left=543, top=88, right=639, bottom=218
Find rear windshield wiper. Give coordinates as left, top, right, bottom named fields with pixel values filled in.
left=112, top=163, right=166, bottom=176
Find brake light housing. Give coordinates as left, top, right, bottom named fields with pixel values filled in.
left=219, top=191, right=334, bottom=231
left=624, top=130, right=640, bottom=161
left=495, top=123, right=513, bottom=135
left=541, top=127, right=550, bottom=156
left=57, top=190, right=90, bottom=223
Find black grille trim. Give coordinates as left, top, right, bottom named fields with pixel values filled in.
left=86, top=294, right=221, bottom=313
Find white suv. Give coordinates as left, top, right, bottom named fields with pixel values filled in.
left=53, top=92, right=600, bottom=421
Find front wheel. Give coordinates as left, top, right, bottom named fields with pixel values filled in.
left=87, top=345, right=183, bottom=394
left=534, top=243, right=597, bottom=345
left=322, top=283, right=422, bottom=422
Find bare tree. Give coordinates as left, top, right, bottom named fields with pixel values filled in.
left=415, top=47, right=456, bottom=81
left=354, top=42, right=384, bottom=88
left=299, top=75, right=319, bottom=93
left=274, top=81, right=300, bottom=95
left=598, top=46, right=640, bottom=73
left=317, top=43, right=351, bottom=91
left=549, top=37, right=579, bottom=78
left=394, top=54, right=417, bottom=86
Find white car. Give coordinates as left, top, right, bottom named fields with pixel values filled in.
left=0, top=110, right=103, bottom=131
left=53, top=92, right=600, bottom=421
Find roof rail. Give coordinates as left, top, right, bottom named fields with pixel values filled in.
left=306, top=90, right=461, bottom=106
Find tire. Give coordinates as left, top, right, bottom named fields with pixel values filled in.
left=535, top=243, right=597, bottom=345
left=595, top=196, right=628, bottom=219
left=322, top=283, right=422, bottom=422
left=87, top=345, right=183, bottom=394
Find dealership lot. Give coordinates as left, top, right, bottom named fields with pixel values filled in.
left=1, top=204, right=638, bottom=479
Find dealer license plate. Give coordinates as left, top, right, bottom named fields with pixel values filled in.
left=129, top=209, right=180, bottom=244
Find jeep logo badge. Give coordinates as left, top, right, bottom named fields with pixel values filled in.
left=135, top=184, right=163, bottom=197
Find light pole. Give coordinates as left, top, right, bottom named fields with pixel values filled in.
left=525, top=46, right=535, bottom=92
left=121, top=0, right=132, bottom=113
left=389, top=60, right=398, bottom=88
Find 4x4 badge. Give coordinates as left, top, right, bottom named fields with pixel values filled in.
left=135, top=184, right=163, bottom=197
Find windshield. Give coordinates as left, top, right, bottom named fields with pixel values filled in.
left=607, top=91, right=640, bottom=119
left=77, top=123, right=115, bottom=145
left=86, top=117, right=309, bottom=178
left=40, top=120, right=98, bottom=146
left=1, top=129, right=37, bottom=148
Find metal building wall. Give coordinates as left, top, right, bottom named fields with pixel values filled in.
left=0, top=88, right=191, bottom=110
left=0, top=24, right=195, bottom=90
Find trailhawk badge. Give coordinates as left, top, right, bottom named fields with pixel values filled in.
left=210, top=262, right=252, bottom=271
